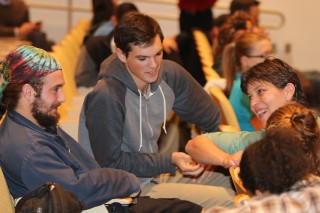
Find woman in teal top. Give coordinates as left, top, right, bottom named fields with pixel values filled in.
left=229, top=72, right=254, bottom=131
left=186, top=57, right=307, bottom=167
left=222, top=32, right=272, bottom=131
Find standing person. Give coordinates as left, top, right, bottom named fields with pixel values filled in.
left=186, top=57, right=307, bottom=167
left=178, top=0, right=217, bottom=34
left=0, top=45, right=140, bottom=210
left=79, top=12, right=235, bottom=208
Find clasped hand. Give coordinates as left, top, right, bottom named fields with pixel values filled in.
left=222, top=151, right=243, bottom=168
left=172, top=152, right=204, bottom=176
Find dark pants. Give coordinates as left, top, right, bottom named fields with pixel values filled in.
left=106, top=197, right=203, bottom=213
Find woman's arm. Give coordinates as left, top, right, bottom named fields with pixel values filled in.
left=185, top=135, right=239, bottom=167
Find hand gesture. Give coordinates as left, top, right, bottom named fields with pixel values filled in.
left=222, top=151, right=243, bottom=168
left=172, top=152, right=204, bottom=176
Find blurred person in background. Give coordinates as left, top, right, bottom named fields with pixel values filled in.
left=222, top=32, right=272, bottom=131
left=230, top=0, right=260, bottom=26
left=83, top=0, right=118, bottom=44
left=0, top=0, right=54, bottom=51
left=75, top=2, right=138, bottom=92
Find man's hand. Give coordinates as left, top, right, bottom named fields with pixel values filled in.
left=18, top=22, right=38, bottom=39
left=172, top=152, right=204, bottom=176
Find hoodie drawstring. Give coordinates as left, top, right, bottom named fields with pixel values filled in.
left=137, top=86, right=167, bottom=152
left=138, top=90, right=143, bottom=151
left=159, top=85, right=167, bottom=134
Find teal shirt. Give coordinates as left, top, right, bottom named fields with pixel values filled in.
left=203, top=129, right=266, bottom=154
left=229, top=73, right=255, bottom=131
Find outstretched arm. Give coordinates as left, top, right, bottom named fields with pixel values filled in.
left=185, top=135, right=239, bottom=168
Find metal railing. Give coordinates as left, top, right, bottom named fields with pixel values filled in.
left=26, top=0, right=285, bottom=30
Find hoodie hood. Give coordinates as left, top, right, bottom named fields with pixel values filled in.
left=98, top=54, right=168, bottom=152
left=98, top=54, right=164, bottom=95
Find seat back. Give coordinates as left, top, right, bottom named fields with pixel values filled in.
left=229, top=167, right=250, bottom=205
left=209, top=86, right=240, bottom=131
left=0, top=167, right=15, bottom=213
left=193, top=29, right=220, bottom=81
left=229, top=167, right=247, bottom=194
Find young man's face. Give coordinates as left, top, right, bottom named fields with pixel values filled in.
left=31, top=70, right=65, bottom=127
left=117, top=35, right=163, bottom=91
left=247, top=80, right=293, bottom=127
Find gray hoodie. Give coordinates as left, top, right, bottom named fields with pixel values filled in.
left=79, top=54, right=221, bottom=178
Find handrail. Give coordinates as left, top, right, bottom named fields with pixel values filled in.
left=26, top=1, right=91, bottom=30
left=26, top=0, right=285, bottom=30
left=214, top=2, right=285, bottom=30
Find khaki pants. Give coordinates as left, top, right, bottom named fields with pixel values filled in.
left=140, top=168, right=235, bottom=209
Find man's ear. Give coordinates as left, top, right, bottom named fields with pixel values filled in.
left=21, top=84, right=35, bottom=103
left=284, top=83, right=295, bottom=101
left=116, top=48, right=127, bottom=63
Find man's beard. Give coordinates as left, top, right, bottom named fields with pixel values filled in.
left=31, top=97, right=60, bottom=128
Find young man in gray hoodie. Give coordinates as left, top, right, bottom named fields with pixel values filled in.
left=79, top=12, right=235, bottom=208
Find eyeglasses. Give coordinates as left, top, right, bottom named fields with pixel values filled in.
left=246, top=51, right=273, bottom=59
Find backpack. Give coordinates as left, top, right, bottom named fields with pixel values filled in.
left=15, top=182, right=83, bottom=213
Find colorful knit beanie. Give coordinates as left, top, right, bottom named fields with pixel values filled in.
left=0, top=45, right=61, bottom=101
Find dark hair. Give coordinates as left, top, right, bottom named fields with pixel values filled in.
left=267, top=103, right=320, bottom=176
left=115, top=2, right=138, bottom=21
left=114, top=12, right=164, bottom=57
left=240, top=127, right=311, bottom=194
left=241, top=57, right=306, bottom=105
left=230, top=0, right=260, bottom=15
left=216, top=11, right=253, bottom=58
left=0, top=78, right=44, bottom=119
left=0, top=45, right=59, bottom=119
left=213, top=14, right=230, bottom=28
left=91, top=0, right=116, bottom=25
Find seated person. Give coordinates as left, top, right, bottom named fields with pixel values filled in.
left=0, top=45, right=140, bottom=210
left=186, top=57, right=308, bottom=166
left=205, top=123, right=320, bottom=212
left=82, top=0, right=116, bottom=44
left=0, top=0, right=54, bottom=51
left=0, top=45, right=204, bottom=213
left=75, top=2, right=138, bottom=90
left=222, top=32, right=272, bottom=131
left=79, top=12, right=235, bottom=209
left=230, top=0, right=260, bottom=27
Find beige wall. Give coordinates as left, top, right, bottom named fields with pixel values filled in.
left=25, top=0, right=320, bottom=72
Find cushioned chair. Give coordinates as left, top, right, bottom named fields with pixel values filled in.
left=0, top=167, right=15, bottom=213
left=209, top=86, right=240, bottom=131
left=229, top=167, right=250, bottom=205
left=193, top=29, right=220, bottom=81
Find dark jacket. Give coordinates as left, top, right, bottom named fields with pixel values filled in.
left=75, top=32, right=114, bottom=88
left=0, top=111, right=140, bottom=209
